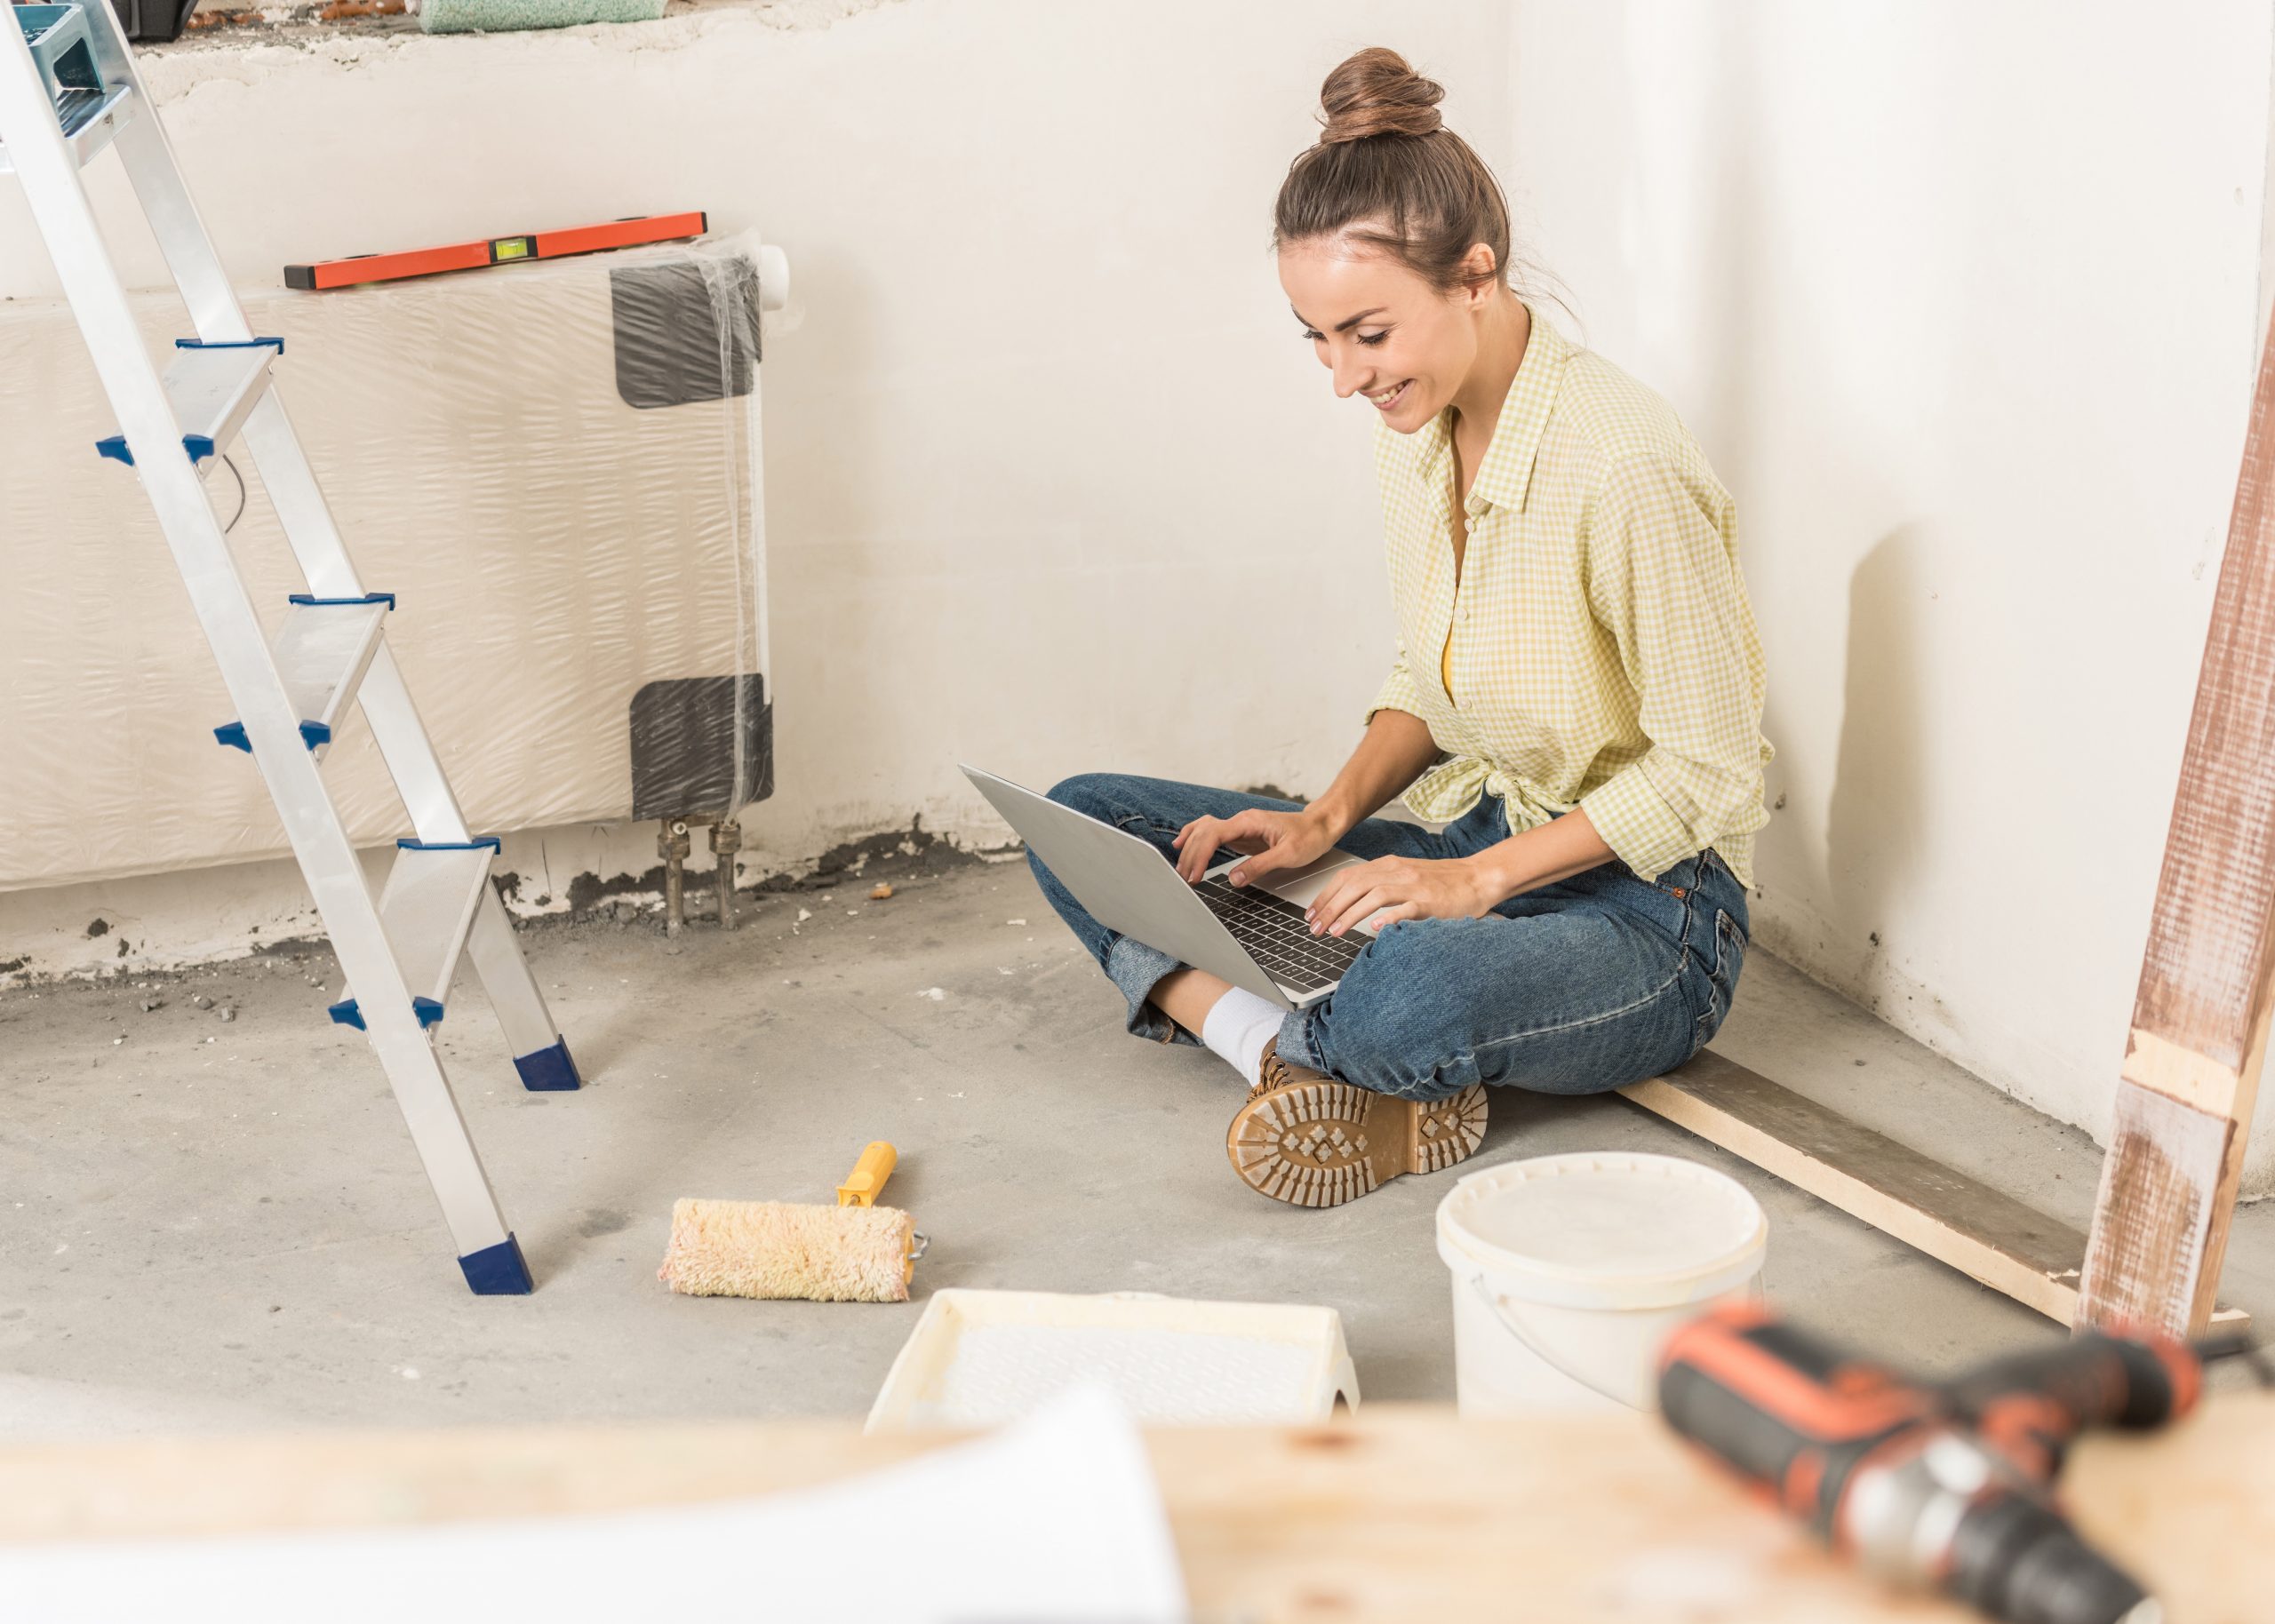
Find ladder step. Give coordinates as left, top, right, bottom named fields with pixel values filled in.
left=328, top=838, right=500, bottom=1033
left=212, top=593, right=395, bottom=757
left=94, top=337, right=281, bottom=474
left=0, top=83, right=133, bottom=175
left=0, top=7, right=138, bottom=175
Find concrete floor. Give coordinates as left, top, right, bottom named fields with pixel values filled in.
left=4, top=848, right=2272, bottom=1440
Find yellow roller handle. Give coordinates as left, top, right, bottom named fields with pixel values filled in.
left=836, top=1141, right=897, bottom=1207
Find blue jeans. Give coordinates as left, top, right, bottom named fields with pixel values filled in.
left=1028, top=774, right=1750, bottom=1103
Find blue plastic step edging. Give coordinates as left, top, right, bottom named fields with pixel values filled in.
left=330, top=996, right=449, bottom=1031
left=288, top=592, right=396, bottom=609
left=93, top=434, right=216, bottom=466
left=212, top=720, right=329, bottom=752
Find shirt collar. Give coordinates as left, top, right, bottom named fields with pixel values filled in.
left=1407, top=304, right=1573, bottom=516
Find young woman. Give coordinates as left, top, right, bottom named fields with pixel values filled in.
left=1031, top=48, right=1771, bottom=1208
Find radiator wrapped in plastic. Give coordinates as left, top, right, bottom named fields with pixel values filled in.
left=0, top=230, right=774, bottom=891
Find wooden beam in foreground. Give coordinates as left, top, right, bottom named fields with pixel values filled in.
left=2079, top=306, right=2275, bottom=1336
left=1623, top=1051, right=2248, bottom=1330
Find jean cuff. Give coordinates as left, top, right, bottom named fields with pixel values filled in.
left=1274, top=1007, right=1329, bottom=1072
left=1105, top=935, right=1200, bottom=1046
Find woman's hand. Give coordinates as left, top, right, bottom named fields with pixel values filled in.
left=1173, top=807, right=1340, bottom=886
left=1305, top=854, right=1500, bottom=937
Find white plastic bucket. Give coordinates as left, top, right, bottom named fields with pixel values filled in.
left=1435, top=1151, right=1767, bottom=1415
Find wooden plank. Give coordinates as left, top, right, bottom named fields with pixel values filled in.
left=2082, top=1086, right=2233, bottom=1332
left=2079, top=304, right=2275, bottom=1335
left=4, top=1401, right=2274, bottom=1623
left=1622, top=1052, right=2249, bottom=1330
left=1624, top=1053, right=2086, bottom=1320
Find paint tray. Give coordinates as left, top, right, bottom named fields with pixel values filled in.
left=865, top=1288, right=1360, bottom=1432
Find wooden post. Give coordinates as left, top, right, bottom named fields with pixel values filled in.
left=2078, top=308, right=2275, bottom=1335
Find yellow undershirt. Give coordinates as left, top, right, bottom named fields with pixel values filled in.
left=1444, top=468, right=1464, bottom=700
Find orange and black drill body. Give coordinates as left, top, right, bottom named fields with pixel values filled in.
left=1936, top=1330, right=2200, bottom=1480
left=1657, top=1308, right=1934, bottom=1540
left=1658, top=1303, right=2204, bottom=1624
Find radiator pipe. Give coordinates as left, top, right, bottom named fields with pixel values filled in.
left=659, top=818, right=691, bottom=935
left=709, top=818, right=742, bottom=931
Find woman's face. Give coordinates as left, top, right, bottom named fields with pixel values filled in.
left=1278, top=233, right=1484, bottom=435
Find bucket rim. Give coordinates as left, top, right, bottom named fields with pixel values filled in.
left=1434, top=1150, right=1767, bottom=1297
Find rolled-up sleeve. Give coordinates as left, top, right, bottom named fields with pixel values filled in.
left=1363, top=646, right=1431, bottom=728
left=1576, top=455, right=1770, bottom=881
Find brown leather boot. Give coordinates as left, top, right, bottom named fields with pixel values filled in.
left=1226, top=1039, right=1488, bottom=1208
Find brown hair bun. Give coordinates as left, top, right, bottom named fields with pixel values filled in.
left=1319, top=46, right=1445, bottom=143
left=1276, top=47, right=1511, bottom=294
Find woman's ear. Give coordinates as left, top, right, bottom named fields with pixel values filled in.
left=1457, top=243, right=1499, bottom=306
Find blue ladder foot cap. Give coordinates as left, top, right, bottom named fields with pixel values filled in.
left=459, top=1233, right=532, bottom=1295
left=514, top=1036, right=583, bottom=1092
left=412, top=996, right=444, bottom=1029
left=95, top=434, right=132, bottom=466
left=327, top=998, right=365, bottom=1031
left=214, top=721, right=251, bottom=752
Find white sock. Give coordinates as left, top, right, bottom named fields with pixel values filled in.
left=1199, top=987, right=1287, bottom=1089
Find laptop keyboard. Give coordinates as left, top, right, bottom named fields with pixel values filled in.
left=1193, top=876, right=1364, bottom=995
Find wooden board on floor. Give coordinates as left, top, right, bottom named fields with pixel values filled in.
left=1622, top=1050, right=2249, bottom=1330
left=2079, top=306, right=2275, bottom=1335
left=4, top=1400, right=2272, bottom=1623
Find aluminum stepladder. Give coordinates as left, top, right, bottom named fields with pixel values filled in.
left=1, top=2, right=581, bottom=1294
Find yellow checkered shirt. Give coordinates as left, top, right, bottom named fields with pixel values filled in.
left=1366, top=309, right=1772, bottom=886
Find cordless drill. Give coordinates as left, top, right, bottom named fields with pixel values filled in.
left=1656, top=1303, right=2226, bottom=1624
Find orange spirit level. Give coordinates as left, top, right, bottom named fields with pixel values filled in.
left=283, top=211, right=707, bottom=291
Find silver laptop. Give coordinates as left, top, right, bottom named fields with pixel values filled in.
left=962, top=765, right=1380, bottom=1010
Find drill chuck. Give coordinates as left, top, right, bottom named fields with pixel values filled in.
left=1944, top=1493, right=2159, bottom=1624
left=1658, top=1306, right=2180, bottom=1624
left=1835, top=1426, right=2151, bottom=1623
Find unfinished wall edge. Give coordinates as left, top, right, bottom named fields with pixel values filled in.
left=0, top=800, right=1018, bottom=988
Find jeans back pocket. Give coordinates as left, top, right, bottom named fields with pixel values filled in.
left=1692, top=908, right=1746, bottom=1050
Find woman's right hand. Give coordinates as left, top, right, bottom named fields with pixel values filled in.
left=1172, top=806, right=1340, bottom=887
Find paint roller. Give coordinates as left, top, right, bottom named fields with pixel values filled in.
left=658, top=1142, right=928, bottom=1304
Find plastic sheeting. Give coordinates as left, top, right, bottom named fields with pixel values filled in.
left=0, top=231, right=772, bottom=891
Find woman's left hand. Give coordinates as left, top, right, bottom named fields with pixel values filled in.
left=1306, top=855, right=1501, bottom=937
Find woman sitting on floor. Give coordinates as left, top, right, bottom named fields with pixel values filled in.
left=1032, top=47, right=1773, bottom=1208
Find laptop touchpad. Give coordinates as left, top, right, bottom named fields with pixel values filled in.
left=1249, top=849, right=1361, bottom=907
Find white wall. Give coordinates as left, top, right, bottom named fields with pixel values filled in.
left=0, top=0, right=1514, bottom=977
left=1509, top=0, right=2275, bottom=1189
left=19, top=0, right=2274, bottom=1204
